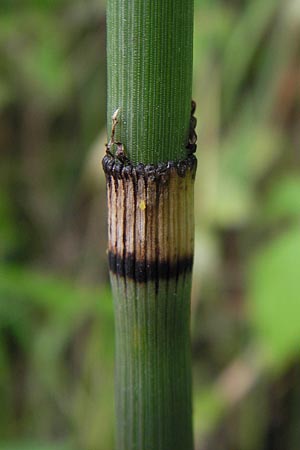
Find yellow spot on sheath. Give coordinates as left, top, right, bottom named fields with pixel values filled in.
left=139, top=200, right=146, bottom=211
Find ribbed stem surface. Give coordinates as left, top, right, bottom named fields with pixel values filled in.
left=107, top=0, right=194, bottom=164
left=105, top=1, right=195, bottom=448
left=103, top=158, right=196, bottom=450
left=112, top=277, right=193, bottom=450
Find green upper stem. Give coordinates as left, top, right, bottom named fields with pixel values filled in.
left=106, top=0, right=194, bottom=165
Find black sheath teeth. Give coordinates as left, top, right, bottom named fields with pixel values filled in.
left=102, top=154, right=197, bottom=181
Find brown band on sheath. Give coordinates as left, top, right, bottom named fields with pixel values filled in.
left=103, top=154, right=197, bottom=285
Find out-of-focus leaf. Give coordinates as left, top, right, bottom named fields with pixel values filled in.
left=215, top=177, right=255, bottom=227
left=0, top=264, right=113, bottom=354
left=0, top=13, right=72, bottom=108
left=220, top=123, right=282, bottom=186
left=223, top=0, right=279, bottom=117
left=0, top=442, right=73, bottom=450
left=17, top=30, right=72, bottom=107
left=261, top=175, right=300, bottom=223
left=0, top=0, right=63, bottom=13
left=0, top=265, right=112, bottom=318
left=249, top=227, right=300, bottom=365
left=0, top=192, right=19, bottom=257
left=193, top=5, right=233, bottom=67
left=0, top=79, right=12, bottom=109
left=0, top=265, right=114, bottom=449
left=214, top=122, right=282, bottom=227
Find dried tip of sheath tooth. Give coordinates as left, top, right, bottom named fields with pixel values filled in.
left=102, top=154, right=197, bottom=181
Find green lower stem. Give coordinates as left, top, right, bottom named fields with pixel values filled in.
left=111, top=275, right=193, bottom=450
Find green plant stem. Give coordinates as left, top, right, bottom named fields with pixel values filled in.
left=105, top=1, right=195, bottom=449
left=112, top=278, right=193, bottom=450
left=107, top=0, right=194, bottom=164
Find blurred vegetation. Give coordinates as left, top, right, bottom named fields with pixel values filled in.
left=1, top=0, right=300, bottom=449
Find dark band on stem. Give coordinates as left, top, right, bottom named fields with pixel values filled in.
left=108, top=251, right=193, bottom=282
left=103, top=153, right=196, bottom=287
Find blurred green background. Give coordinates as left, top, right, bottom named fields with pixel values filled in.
left=1, top=0, right=300, bottom=449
